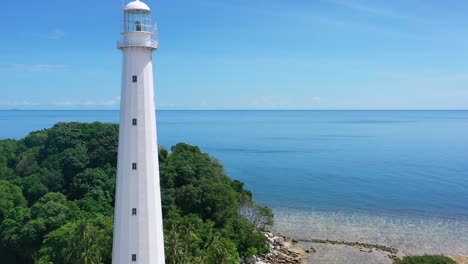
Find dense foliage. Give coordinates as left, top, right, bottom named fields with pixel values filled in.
left=0, top=122, right=273, bottom=263
left=394, top=255, right=456, bottom=264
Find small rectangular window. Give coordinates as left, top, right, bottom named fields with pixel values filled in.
left=132, top=163, right=137, bottom=170
left=132, top=208, right=137, bottom=215
left=132, top=118, right=137, bottom=126
left=132, top=75, right=137, bottom=83
left=132, top=254, right=137, bottom=261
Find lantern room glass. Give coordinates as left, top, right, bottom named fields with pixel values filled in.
left=124, top=9, right=152, bottom=32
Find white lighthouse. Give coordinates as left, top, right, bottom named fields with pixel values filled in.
left=113, top=0, right=165, bottom=263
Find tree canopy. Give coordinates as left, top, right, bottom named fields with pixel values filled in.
left=0, top=122, right=273, bottom=263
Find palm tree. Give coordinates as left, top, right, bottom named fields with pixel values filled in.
left=65, top=220, right=104, bottom=264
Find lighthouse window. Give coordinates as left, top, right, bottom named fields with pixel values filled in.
left=132, top=75, right=137, bottom=83
left=135, top=21, right=142, bottom=31
left=132, top=163, right=137, bottom=170
left=132, top=254, right=137, bottom=261
left=132, top=118, right=137, bottom=126
left=132, top=208, right=137, bottom=215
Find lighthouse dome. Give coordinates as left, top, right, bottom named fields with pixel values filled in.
left=125, top=0, right=151, bottom=11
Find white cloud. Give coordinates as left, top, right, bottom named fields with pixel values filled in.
left=0, top=64, right=68, bottom=72
left=199, top=0, right=412, bottom=36
left=100, top=96, right=122, bottom=106
left=47, top=29, right=65, bottom=40
left=311, top=96, right=322, bottom=102
left=0, top=97, right=121, bottom=109
left=157, top=95, right=324, bottom=110
left=51, top=96, right=121, bottom=107
left=423, top=74, right=468, bottom=82
left=323, top=0, right=416, bottom=21
left=0, top=101, right=37, bottom=106
left=375, top=71, right=468, bottom=83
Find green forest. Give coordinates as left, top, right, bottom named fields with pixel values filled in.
left=0, top=122, right=273, bottom=264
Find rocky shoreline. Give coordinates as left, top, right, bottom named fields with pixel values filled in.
left=254, top=232, right=468, bottom=264
left=254, top=233, right=308, bottom=264
left=254, top=232, right=401, bottom=264
left=299, top=238, right=401, bottom=262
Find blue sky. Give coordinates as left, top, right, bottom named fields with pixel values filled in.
left=1, top=0, right=467, bottom=110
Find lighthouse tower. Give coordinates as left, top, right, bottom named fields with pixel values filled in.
left=113, top=0, right=165, bottom=263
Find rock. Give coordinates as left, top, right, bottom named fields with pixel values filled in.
left=275, top=237, right=285, bottom=244
left=256, top=232, right=308, bottom=264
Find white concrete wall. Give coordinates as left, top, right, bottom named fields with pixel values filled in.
left=113, top=36, right=165, bottom=263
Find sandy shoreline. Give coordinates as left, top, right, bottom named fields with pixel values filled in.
left=258, top=231, right=468, bottom=264
left=450, top=256, right=468, bottom=264
left=272, top=208, right=468, bottom=257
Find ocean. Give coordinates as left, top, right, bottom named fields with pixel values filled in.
left=1, top=110, right=468, bottom=255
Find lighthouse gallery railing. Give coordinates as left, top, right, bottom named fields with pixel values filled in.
left=117, top=39, right=159, bottom=49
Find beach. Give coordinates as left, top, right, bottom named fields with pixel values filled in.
left=272, top=208, right=468, bottom=263
left=260, top=230, right=468, bottom=264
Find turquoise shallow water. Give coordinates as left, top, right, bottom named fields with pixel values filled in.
left=1, top=110, right=468, bottom=254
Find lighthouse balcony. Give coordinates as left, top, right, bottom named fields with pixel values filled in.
left=117, top=39, right=159, bottom=50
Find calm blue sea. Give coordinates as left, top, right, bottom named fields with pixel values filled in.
left=1, top=110, right=468, bottom=254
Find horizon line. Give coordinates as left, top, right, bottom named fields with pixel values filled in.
left=1, top=109, right=468, bottom=111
